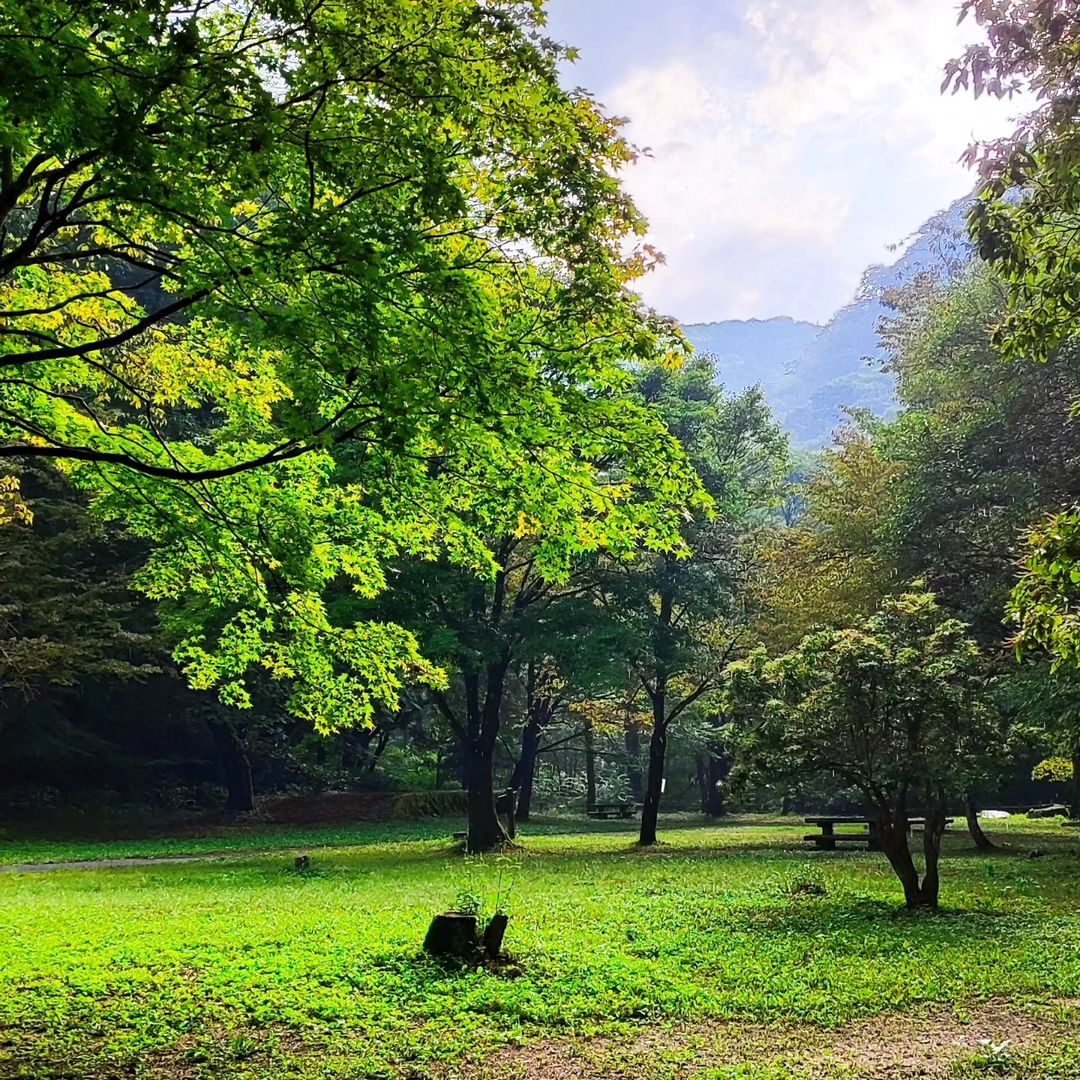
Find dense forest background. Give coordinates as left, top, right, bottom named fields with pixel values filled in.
left=1, top=195, right=1068, bottom=828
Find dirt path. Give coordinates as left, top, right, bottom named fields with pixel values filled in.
left=457, top=998, right=1080, bottom=1080
left=0, top=853, right=228, bottom=873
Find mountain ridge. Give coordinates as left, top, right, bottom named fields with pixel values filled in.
left=682, top=195, right=974, bottom=447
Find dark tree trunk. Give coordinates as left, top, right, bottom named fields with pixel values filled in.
left=364, top=729, right=389, bottom=773
left=639, top=574, right=676, bottom=847
left=964, top=794, right=995, bottom=850
left=465, top=738, right=507, bottom=853
left=431, top=550, right=532, bottom=852
left=918, top=790, right=947, bottom=909
left=703, top=749, right=731, bottom=817
left=512, top=718, right=540, bottom=822
left=880, top=830, right=924, bottom=908
left=585, top=716, right=597, bottom=811
left=208, top=720, right=254, bottom=813
left=1070, top=742, right=1080, bottom=820
left=873, top=799, right=925, bottom=909
left=514, top=757, right=535, bottom=823
left=461, top=657, right=512, bottom=854
left=441, top=699, right=507, bottom=853
left=871, top=789, right=946, bottom=910
left=511, top=668, right=552, bottom=824
left=625, top=722, right=643, bottom=802
left=638, top=692, right=667, bottom=846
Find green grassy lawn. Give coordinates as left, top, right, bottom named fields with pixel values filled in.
left=0, top=816, right=467, bottom=866
left=0, top=807, right=751, bottom=864
left=1, top=818, right=1079, bottom=1079
left=0, top=810, right=778, bottom=866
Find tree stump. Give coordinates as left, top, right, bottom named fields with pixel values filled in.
left=482, top=914, right=509, bottom=959
left=422, top=913, right=478, bottom=958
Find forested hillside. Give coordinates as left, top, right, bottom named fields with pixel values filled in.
left=684, top=197, right=974, bottom=446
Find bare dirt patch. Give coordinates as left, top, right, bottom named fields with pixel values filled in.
left=457, top=998, right=1080, bottom=1080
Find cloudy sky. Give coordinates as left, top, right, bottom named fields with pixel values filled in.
left=544, top=0, right=1020, bottom=325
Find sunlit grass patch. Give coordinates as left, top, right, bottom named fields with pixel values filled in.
left=1, top=819, right=1078, bottom=1078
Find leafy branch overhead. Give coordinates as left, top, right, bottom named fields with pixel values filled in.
left=0, top=0, right=707, bottom=730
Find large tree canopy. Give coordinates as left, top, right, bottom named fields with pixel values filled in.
left=0, top=0, right=654, bottom=474
left=948, top=2, right=1080, bottom=673
left=950, top=0, right=1080, bottom=360
left=0, top=0, right=705, bottom=731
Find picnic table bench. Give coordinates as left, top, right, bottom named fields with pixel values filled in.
left=587, top=802, right=638, bottom=820
left=804, top=816, right=954, bottom=851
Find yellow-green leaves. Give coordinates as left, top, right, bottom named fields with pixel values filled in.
left=1, top=0, right=707, bottom=732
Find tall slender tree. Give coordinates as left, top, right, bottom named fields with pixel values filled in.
left=596, top=356, right=787, bottom=846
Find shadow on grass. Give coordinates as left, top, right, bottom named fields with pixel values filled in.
left=739, top=895, right=1023, bottom=928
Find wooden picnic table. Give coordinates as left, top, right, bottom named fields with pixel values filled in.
left=804, top=816, right=954, bottom=851
left=587, top=802, right=638, bottom=820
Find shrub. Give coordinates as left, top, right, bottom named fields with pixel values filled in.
left=393, top=790, right=469, bottom=818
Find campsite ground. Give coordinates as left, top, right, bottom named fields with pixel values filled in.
left=1, top=815, right=1078, bottom=1079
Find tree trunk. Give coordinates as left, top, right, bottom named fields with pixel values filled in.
left=1070, top=742, right=1080, bottom=820
left=964, top=794, right=995, bottom=850
left=462, top=658, right=512, bottom=854
left=515, top=757, right=535, bottom=822
left=208, top=720, right=254, bottom=813
left=703, top=749, right=730, bottom=817
left=584, top=716, right=597, bottom=811
left=872, top=790, right=947, bottom=910
left=511, top=674, right=551, bottom=824
left=638, top=692, right=667, bottom=846
left=465, top=738, right=508, bottom=854
left=918, top=791, right=947, bottom=909
left=625, top=721, right=643, bottom=802
left=512, top=716, right=541, bottom=823
left=639, top=570, right=677, bottom=847
left=364, top=729, right=389, bottom=773
left=873, top=801, right=925, bottom=909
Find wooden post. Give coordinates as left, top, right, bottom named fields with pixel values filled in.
left=495, top=787, right=517, bottom=840
left=867, top=819, right=882, bottom=852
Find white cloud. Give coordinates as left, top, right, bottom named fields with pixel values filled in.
left=602, top=0, right=1019, bottom=323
